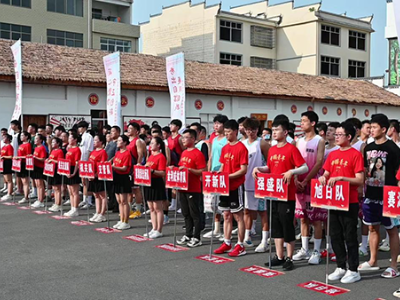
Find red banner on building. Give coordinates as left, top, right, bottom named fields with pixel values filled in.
left=26, top=155, right=34, bottom=171
left=310, top=179, right=350, bottom=211
left=134, top=165, right=151, bottom=186
left=202, top=172, right=229, bottom=196
left=254, top=173, right=288, bottom=201
left=43, top=161, right=55, bottom=177
left=78, top=160, right=95, bottom=179
left=11, top=158, right=21, bottom=172
left=57, top=159, right=70, bottom=176
left=383, top=186, right=400, bottom=218
left=98, top=162, right=113, bottom=181
left=166, top=167, right=188, bottom=190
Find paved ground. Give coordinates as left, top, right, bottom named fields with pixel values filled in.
left=0, top=193, right=398, bottom=300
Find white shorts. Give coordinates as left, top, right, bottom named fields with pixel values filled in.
left=244, top=191, right=267, bottom=211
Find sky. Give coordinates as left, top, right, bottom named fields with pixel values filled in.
left=132, top=0, right=387, bottom=77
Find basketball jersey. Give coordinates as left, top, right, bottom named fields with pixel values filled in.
left=211, top=136, right=227, bottom=171
left=351, top=140, right=364, bottom=152
left=324, top=145, right=339, bottom=162
left=243, top=138, right=264, bottom=191
left=195, top=140, right=205, bottom=151
left=297, top=135, right=323, bottom=187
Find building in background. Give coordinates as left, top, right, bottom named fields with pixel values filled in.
left=0, top=0, right=139, bottom=52
left=140, top=0, right=373, bottom=79
left=385, top=0, right=400, bottom=95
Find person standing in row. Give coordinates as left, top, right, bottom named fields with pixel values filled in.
left=16, top=131, right=32, bottom=204
left=105, top=125, right=120, bottom=213
left=31, top=134, right=47, bottom=208
left=47, top=138, right=65, bottom=212
left=78, top=121, right=94, bottom=209
left=0, top=134, right=14, bottom=201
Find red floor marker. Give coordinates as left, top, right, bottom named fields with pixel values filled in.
left=156, top=243, right=189, bottom=252
left=95, top=227, right=122, bottom=234
left=123, top=235, right=152, bottom=242
left=17, top=206, right=34, bottom=210
left=50, top=215, right=71, bottom=220
left=32, top=210, right=53, bottom=214
left=70, top=220, right=93, bottom=226
left=240, top=265, right=284, bottom=278
left=195, top=255, right=234, bottom=264
left=2, top=202, right=18, bottom=206
left=298, top=281, right=350, bottom=296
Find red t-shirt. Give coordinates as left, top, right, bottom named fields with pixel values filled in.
left=128, top=137, right=138, bottom=161
left=33, top=145, right=47, bottom=168
left=49, top=148, right=65, bottom=161
left=179, top=148, right=207, bottom=193
left=65, top=147, right=81, bottom=167
left=323, top=147, right=364, bottom=204
left=114, top=150, right=132, bottom=175
left=89, top=149, right=108, bottom=173
left=146, top=153, right=167, bottom=178
left=18, top=143, right=32, bottom=160
left=219, top=142, right=249, bottom=191
left=1, top=144, right=13, bottom=158
left=267, top=143, right=305, bottom=201
left=168, top=134, right=183, bottom=156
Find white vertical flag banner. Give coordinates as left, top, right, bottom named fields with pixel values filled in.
left=166, top=52, right=186, bottom=126
left=10, top=39, right=22, bottom=123
left=103, top=52, right=121, bottom=128
left=394, top=0, right=400, bottom=42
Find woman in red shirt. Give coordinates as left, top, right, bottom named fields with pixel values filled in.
left=0, top=134, right=14, bottom=201
left=112, top=135, right=132, bottom=230
left=88, top=134, right=108, bottom=223
left=143, top=137, right=167, bottom=239
left=31, top=134, right=47, bottom=208
left=64, top=132, right=82, bottom=217
left=47, top=138, right=65, bottom=212
left=15, top=131, right=32, bottom=204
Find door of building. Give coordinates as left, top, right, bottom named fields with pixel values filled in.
left=23, top=115, right=47, bottom=130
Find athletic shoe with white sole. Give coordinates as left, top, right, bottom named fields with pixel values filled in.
left=113, top=221, right=122, bottom=229
left=117, top=222, right=131, bottom=230
left=68, top=210, right=79, bottom=217
left=203, top=230, right=221, bottom=239
left=1, top=194, right=12, bottom=201
left=95, top=215, right=107, bottom=222
left=308, top=250, right=321, bottom=265
left=149, top=231, right=163, bottom=239
left=177, top=235, right=191, bottom=245
left=232, top=228, right=238, bottom=235
left=379, top=241, right=390, bottom=252
left=18, top=198, right=28, bottom=204
left=255, top=242, right=269, bottom=253
left=359, top=246, right=368, bottom=257
left=31, top=201, right=44, bottom=208
left=228, top=244, right=246, bottom=257
left=328, top=268, right=347, bottom=281
left=293, top=248, right=311, bottom=261
left=48, top=204, right=61, bottom=212
left=163, top=215, right=170, bottom=225
left=89, top=214, right=100, bottom=222
left=144, top=230, right=155, bottom=237
left=63, top=199, right=70, bottom=206
left=64, top=209, right=73, bottom=217
left=78, top=200, right=86, bottom=207
left=243, top=239, right=254, bottom=248
left=187, top=238, right=202, bottom=248
left=340, top=270, right=361, bottom=283
left=81, top=203, right=94, bottom=209
left=28, top=192, right=37, bottom=199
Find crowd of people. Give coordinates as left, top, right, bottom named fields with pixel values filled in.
left=1, top=112, right=400, bottom=296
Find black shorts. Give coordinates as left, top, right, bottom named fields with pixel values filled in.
left=218, top=185, right=244, bottom=213
left=271, top=201, right=296, bottom=243
left=66, top=166, right=81, bottom=186
left=113, top=172, right=132, bottom=194
left=47, top=173, right=62, bottom=186
left=144, top=177, right=166, bottom=201
left=88, top=178, right=105, bottom=193
left=16, top=162, right=29, bottom=178
left=31, top=166, right=44, bottom=180
left=2, top=159, right=13, bottom=175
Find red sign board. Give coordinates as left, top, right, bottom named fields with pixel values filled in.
left=88, top=93, right=99, bottom=106
left=217, top=100, right=224, bottom=111
left=43, top=161, right=56, bottom=177
left=0, top=160, right=3, bottom=173
left=310, top=179, right=350, bottom=211
left=239, top=265, right=284, bottom=278
left=254, top=173, right=288, bottom=201
left=98, top=162, right=113, bottom=181
left=202, top=172, right=229, bottom=196
left=195, top=99, right=203, bottom=110
left=79, top=161, right=95, bottom=179
left=155, top=243, right=189, bottom=252
left=195, top=255, right=234, bottom=264
left=383, top=186, right=400, bottom=218
left=134, top=165, right=151, bottom=186
left=123, top=235, right=152, bottom=242
left=166, top=167, right=188, bottom=190
left=26, top=155, right=34, bottom=171
left=71, top=220, right=93, bottom=226
left=57, top=159, right=70, bottom=176
left=95, top=227, right=121, bottom=234
left=12, top=158, right=21, bottom=172
left=50, top=215, right=71, bottom=220
left=145, top=97, right=155, bottom=108
left=298, top=281, right=349, bottom=296
left=32, top=210, right=52, bottom=215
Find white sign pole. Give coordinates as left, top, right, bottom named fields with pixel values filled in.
left=10, top=39, right=22, bottom=128
left=103, top=52, right=122, bottom=128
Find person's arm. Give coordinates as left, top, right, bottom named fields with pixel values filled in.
left=318, top=170, right=331, bottom=186
left=260, top=139, right=270, bottom=161
left=136, top=139, right=146, bottom=165
left=201, top=143, right=209, bottom=162
left=165, top=147, right=171, bottom=166
left=113, top=165, right=128, bottom=172
left=282, top=163, right=309, bottom=184
left=178, top=136, right=186, bottom=151
left=327, top=172, right=364, bottom=187
left=207, top=149, right=213, bottom=171
left=229, top=164, right=247, bottom=180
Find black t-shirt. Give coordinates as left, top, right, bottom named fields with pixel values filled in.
left=364, top=139, right=400, bottom=200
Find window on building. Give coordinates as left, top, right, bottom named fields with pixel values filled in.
left=92, top=8, right=102, bottom=19
left=250, top=57, right=276, bottom=69
left=321, top=25, right=340, bottom=46
left=0, top=22, right=31, bottom=41
left=349, top=30, right=366, bottom=50
left=47, top=0, right=83, bottom=17
left=0, top=0, right=31, bottom=8
left=220, top=53, right=242, bottom=66
left=321, top=56, right=340, bottom=76
left=91, top=110, right=107, bottom=132
left=348, top=60, right=365, bottom=78
left=100, top=38, right=131, bottom=53
left=250, top=26, right=274, bottom=48
left=47, top=29, right=83, bottom=47
left=220, top=19, right=242, bottom=43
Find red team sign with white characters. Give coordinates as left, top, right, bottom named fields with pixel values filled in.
left=12, top=158, right=21, bottom=172
left=196, top=255, right=234, bottom=265
left=310, top=179, right=350, bottom=211
left=202, top=172, right=229, bottom=196
left=298, top=281, right=349, bottom=296
left=156, top=243, right=189, bottom=252
left=43, top=161, right=56, bottom=177
left=123, top=235, right=152, bottom=242
left=133, top=165, right=151, bottom=187
left=166, top=167, right=188, bottom=190
left=98, top=162, right=113, bottom=181
left=78, top=161, right=95, bottom=179
left=254, top=173, right=288, bottom=201
left=240, top=265, right=284, bottom=278
left=383, top=186, right=400, bottom=218
left=26, top=155, right=34, bottom=171
left=57, top=159, right=70, bottom=176
left=0, top=160, right=3, bottom=173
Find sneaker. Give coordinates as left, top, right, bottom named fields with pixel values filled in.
left=295, top=232, right=301, bottom=240
left=331, top=255, right=337, bottom=262
left=117, top=222, right=131, bottom=230
left=218, top=236, right=225, bottom=242
left=48, top=204, right=61, bottom=212
left=187, top=238, right=202, bottom=248
left=243, top=239, right=254, bottom=248
left=149, top=230, right=163, bottom=239
left=293, top=248, right=311, bottom=261
left=78, top=200, right=86, bottom=207
left=63, top=199, right=70, bottom=206
left=0, top=187, right=7, bottom=193
left=321, top=250, right=335, bottom=259
left=228, top=244, right=246, bottom=257
left=379, top=241, right=390, bottom=252
left=112, top=221, right=121, bottom=229
left=89, top=213, right=100, bottom=222
left=282, top=258, right=294, bottom=271
left=267, top=255, right=285, bottom=267
left=177, top=235, right=191, bottom=245
left=255, top=242, right=269, bottom=253
left=359, top=247, right=368, bottom=257
left=250, top=227, right=256, bottom=236
left=64, top=209, right=73, bottom=217
left=145, top=209, right=151, bottom=215
left=31, top=201, right=44, bottom=208
left=203, top=230, right=221, bottom=239
left=13, top=191, right=21, bottom=196
left=328, top=268, right=347, bottom=281
left=340, top=270, right=361, bottom=283
left=96, top=215, right=106, bottom=222
left=129, top=210, right=141, bottom=219
left=1, top=194, right=12, bottom=201
left=81, top=203, right=94, bottom=209
left=143, top=229, right=155, bottom=237
left=177, top=208, right=182, bottom=214
left=18, top=198, right=28, bottom=204
left=309, top=235, right=315, bottom=244
left=69, top=210, right=79, bottom=217
left=214, top=242, right=232, bottom=254
left=163, top=215, right=170, bottom=225
left=232, top=228, right=238, bottom=235
left=29, top=192, right=37, bottom=199
left=308, top=250, right=321, bottom=265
